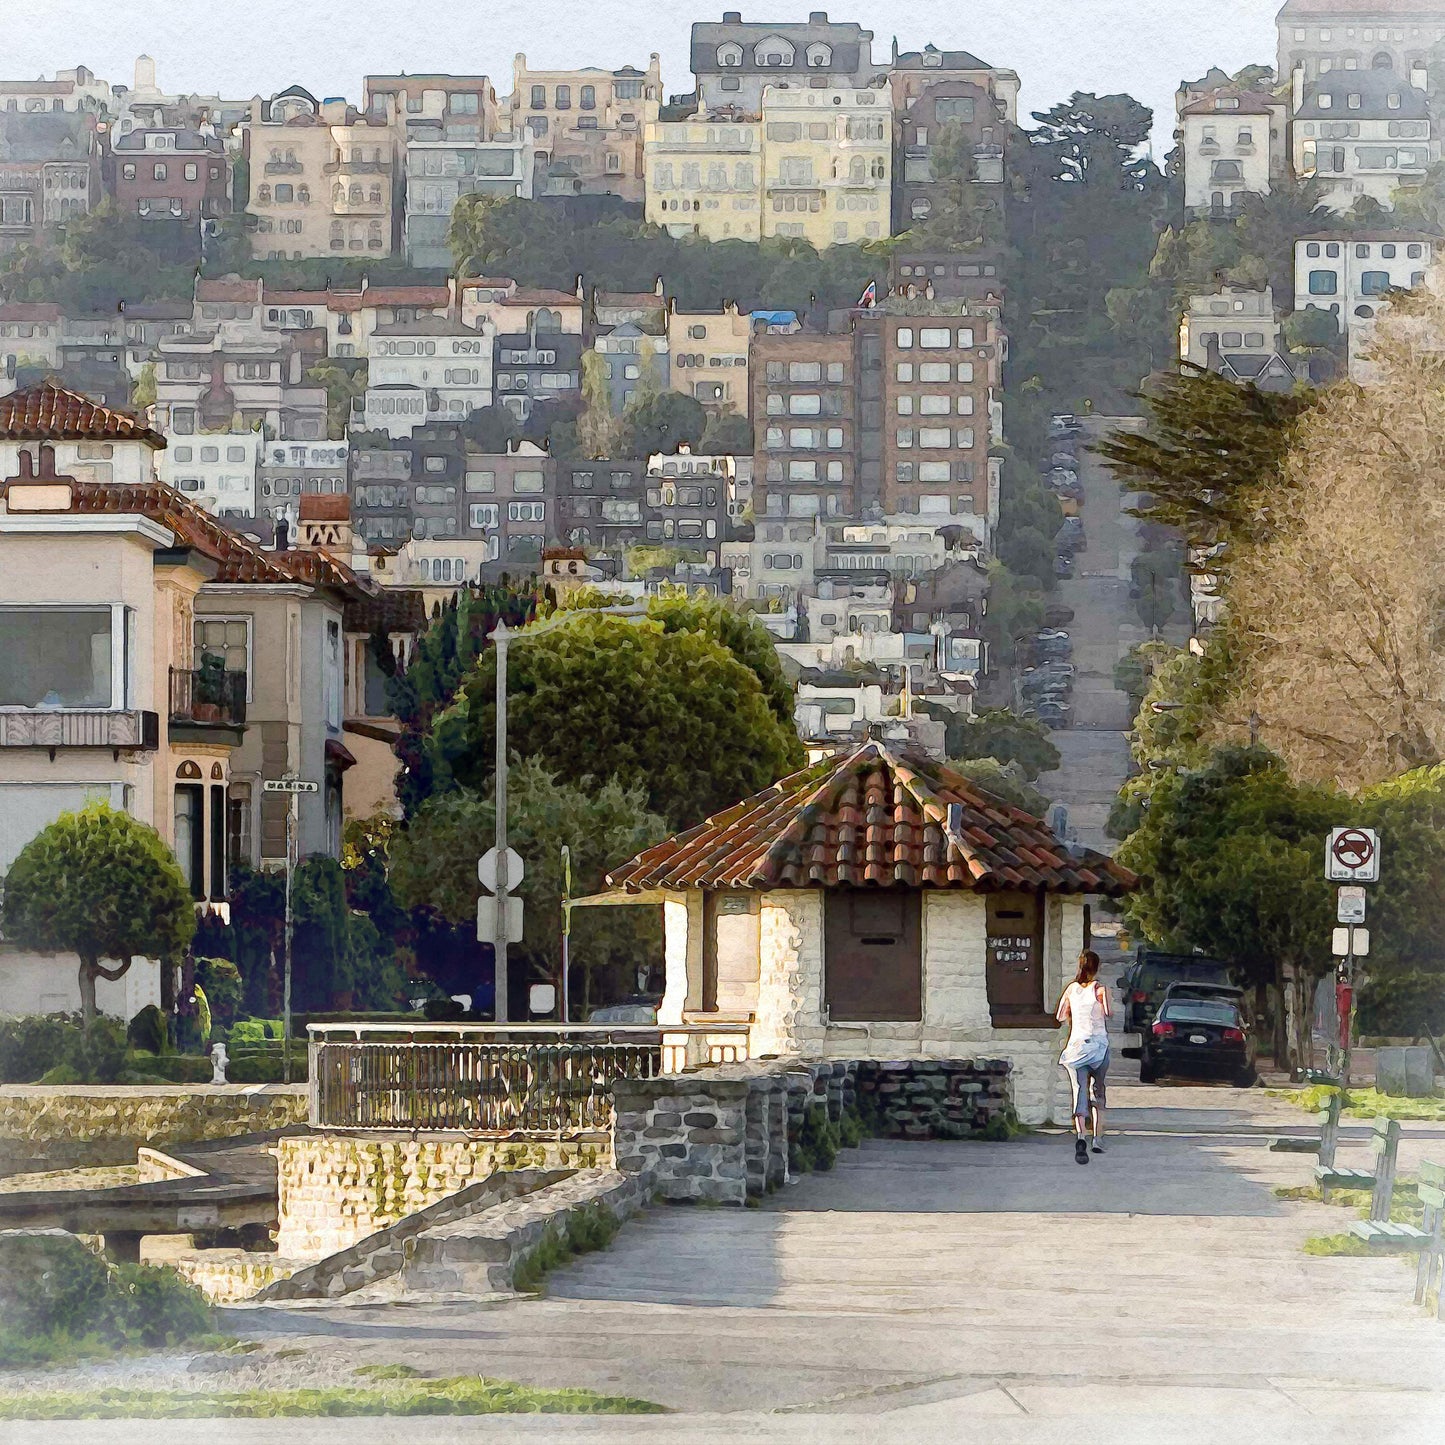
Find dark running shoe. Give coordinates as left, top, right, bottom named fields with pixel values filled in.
left=1075, top=1137, right=1089, bottom=1165
left=1092, top=1141, right=1105, bottom=1154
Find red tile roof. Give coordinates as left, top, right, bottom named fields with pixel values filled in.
left=298, top=493, right=350, bottom=522
left=0, top=302, right=62, bottom=322
left=608, top=740, right=1137, bottom=896
left=360, top=287, right=450, bottom=307
left=503, top=287, right=582, bottom=307
left=196, top=277, right=262, bottom=303
left=0, top=383, right=166, bottom=448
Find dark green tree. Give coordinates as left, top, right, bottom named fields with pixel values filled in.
left=698, top=410, right=753, bottom=455
left=459, top=405, right=523, bottom=453
left=948, top=756, right=1050, bottom=816
left=620, top=390, right=707, bottom=458
left=945, top=708, right=1062, bottom=781
left=1, top=804, right=196, bottom=1028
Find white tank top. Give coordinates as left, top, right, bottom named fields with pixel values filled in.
left=1062, top=981, right=1108, bottom=1048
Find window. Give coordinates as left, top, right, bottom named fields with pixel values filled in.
left=513, top=470, right=545, bottom=494
left=1318, top=94, right=1333, bottom=109
left=896, top=396, right=915, bottom=415
left=531, top=85, right=546, bottom=109
left=919, top=427, right=951, bottom=448
left=1244, top=332, right=1265, bottom=347
left=895, top=362, right=914, bottom=382
left=717, top=42, right=743, bottom=67
left=788, top=360, right=822, bottom=382
left=1408, top=243, right=1424, bottom=258
left=193, top=616, right=250, bottom=698
left=555, top=84, right=571, bottom=109
left=1361, top=270, right=1391, bottom=295
left=920, top=327, right=952, bottom=348
left=896, top=428, right=914, bottom=448
left=896, top=327, right=914, bottom=349
left=153, top=162, right=167, bottom=181
left=919, top=395, right=951, bottom=416
left=1309, top=269, right=1339, bottom=295
left=509, top=501, right=545, bottom=522
left=788, top=460, right=818, bottom=480
left=0, top=607, right=116, bottom=708
left=184, top=161, right=198, bottom=181
left=470, top=503, right=499, bottom=528
left=174, top=785, right=204, bottom=900
left=1382, top=243, right=1397, bottom=258
left=788, top=393, right=821, bottom=415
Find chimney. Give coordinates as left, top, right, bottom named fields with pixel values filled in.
left=134, top=55, right=157, bottom=94
left=809, top=11, right=829, bottom=22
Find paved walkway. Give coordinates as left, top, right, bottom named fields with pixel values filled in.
left=160, top=1085, right=1442, bottom=1443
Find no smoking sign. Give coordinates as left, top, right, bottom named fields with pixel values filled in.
left=1326, top=827, right=1380, bottom=883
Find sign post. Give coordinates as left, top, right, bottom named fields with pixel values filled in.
left=263, top=777, right=319, bottom=1081
left=1324, top=828, right=1381, bottom=1092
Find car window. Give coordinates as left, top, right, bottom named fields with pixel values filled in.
left=1140, top=960, right=1230, bottom=991
left=1159, top=1001, right=1239, bottom=1026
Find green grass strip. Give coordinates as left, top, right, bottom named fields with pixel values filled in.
left=0, top=1377, right=668, bottom=1419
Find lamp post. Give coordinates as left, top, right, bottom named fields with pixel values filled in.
left=486, top=603, right=650, bottom=1023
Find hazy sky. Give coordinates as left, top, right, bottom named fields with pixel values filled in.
left=9, top=0, right=1279, bottom=154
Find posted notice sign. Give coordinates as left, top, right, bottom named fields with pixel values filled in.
left=1326, top=827, right=1380, bottom=883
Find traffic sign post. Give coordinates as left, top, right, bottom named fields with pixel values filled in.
left=1326, top=827, right=1380, bottom=882
left=1325, top=828, right=1381, bottom=1091
left=477, top=847, right=524, bottom=896
left=476, top=893, right=524, bottom=947
left=266, top=775, right=319, bottom=1083
left=1336, top=886, right=1366, bottom=924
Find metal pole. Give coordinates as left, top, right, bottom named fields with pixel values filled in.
left=493, top=622, right=509, bottom=1023
left=560, top=843, right=571, bottom=1024
left=1341, top=940, right=1355, bottom=1093
left=283, top=788, right=296, bottom=1085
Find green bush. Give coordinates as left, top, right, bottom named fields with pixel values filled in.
left=196, top=959, right=242, bottom=1029
left=228, top=1018, right=284, bottom=1045
left=0, top=1231, right=211, bottom=1365
left=0, top=1013, right=126, bottom=1084
left=794, top=1101, right=840, bottom=1173
left=126, top=1004, right=168, bottom=1056
left=228, top=1047, right=307, bottom=1084
left=124, top=1052, right=212, bottom=1084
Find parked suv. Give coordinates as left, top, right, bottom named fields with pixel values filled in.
left=1120, top=952, right=1234, bottom=1035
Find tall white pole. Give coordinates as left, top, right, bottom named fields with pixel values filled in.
left=493, top=622, right=509, bottom=1023
left=282, top=787, right=296, bottom=1084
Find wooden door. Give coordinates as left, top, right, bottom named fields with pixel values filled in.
left=824, top=889, right=922, bottom=1023
left=986, top=891, right=1045, bottom=1022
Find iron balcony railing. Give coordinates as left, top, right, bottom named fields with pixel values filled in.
left=169, top=666, right=246, bottom=729
left=307, top=1022, right=752, bottom=1133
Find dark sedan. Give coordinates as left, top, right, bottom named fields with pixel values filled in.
left=1140, top=997, right=1257, bottom=1087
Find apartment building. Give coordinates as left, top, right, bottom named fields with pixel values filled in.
left=554, top=458, right=648, bottom=553
left=361, top=72, right=534, bottom=268
left=690, top=11, right=882, bottom=114
left=1179, top=286, right=1298, bottom=390
left=645, top=116, right=761, bottom=239
left=1177, top=86, right=1289, bottom=215
left=1277, top=1, right=1439, bottom=89
left=360, top=315, right=495, bottom=437
left=893, top=77, right=1005, bottom=230
left=0, top=304, right=62, bottom=395
left=109, top=55, right=252, bottom=139
left=760, top=85, right=890, bottom=246
left=459, top=441, right=554, bottom=562
left=0, top=111, right=100, bottom=251
left=888, top=43, right=1020, bottom=125
left=0, top=65, right=112, bottom=116
left=509, top=53, right=662, bottom=201
left=257, top=439, right=348, bottom=527
left=668, top=301, right=750, bottom=413
left=592, top=321, right=669, bottom=415
left=458, top=277, right=585, bottom=337
left=644, top=450, right=731, bottom=564
left=495, top=318, right=583, bottom=421
left=243, top=86, right=398, bottom=260
left=156, top=430, right=262, bottom=516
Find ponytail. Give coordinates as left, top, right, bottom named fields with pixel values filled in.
left=1073, top=950, right=1101, bottom=987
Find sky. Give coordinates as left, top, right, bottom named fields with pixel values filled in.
left=8, top=0, right=1281, bottom=155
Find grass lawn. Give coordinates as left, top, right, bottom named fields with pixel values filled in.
left=1271, top=1084, right=1445, bottom=1122
left=0, top=1375, right=667, bottom=1419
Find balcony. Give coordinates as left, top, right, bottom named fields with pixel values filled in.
left=169, top=666, right=246, bottom=742
left=263, top=160, right=305, bottom=175
left=325, top=158, right=392, bottom=174
left=0, top=710, right=158, bottom=752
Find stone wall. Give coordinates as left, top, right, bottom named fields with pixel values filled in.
left=274, top=1133, right=606, bottom=1258
left=752, top=892, right=823, bottom=1057
left=612, top=1055, right=1015, bottom=1204
left=0, top=1085, right=309, bottom=1178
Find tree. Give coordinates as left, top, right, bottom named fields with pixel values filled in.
left=997, top=525, right=1057, bottom=589
left=945, top=708, right=1061, bottom=780
left=459, top=404, right=523, bottom=453
left=980, top=561, right=1046, bottom=666
left=620, top=390, right=707, bottom=458
left=1, top=804, right=196, bottom=1028
left=948, top=757, right=1050, bottom=816
left=1131, top=548, right=1179, bottom=632
left=389, top=758, right=669, bottom=1011
left=429, top=614, right=805, bottom=831
left=304, top=360, right=367, bottom=440
left=1096, top=368, right=1316, bottom=552
left=1228, top=284, right=1445, bottom=788
left=698, top=410, right=753, bottom=455
left=1027, top=93, right=1157, bottom=190
left=909, top=118, right=1009, bottom=252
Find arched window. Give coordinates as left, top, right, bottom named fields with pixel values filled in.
left=805, top=43, right=832, bottom=68
left=349, top=183, right=362, bottom=204
left=754, top=36, right=796, bottom=67
left=717, top=42, right=743, bottom=67
left=332, top=183, right=343, bottom=203
left=369, top=183, right=382, bottom=203
left=849, top=154, right=866, bottom=184
left=1373, top=51, right=1393, bottom=68
left=256, top=184, right=271, bottom=203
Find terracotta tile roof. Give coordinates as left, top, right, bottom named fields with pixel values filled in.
left=0, top=383, right=166, bottom=447
left=274, top=547, right=365, bottom=594
left=608, top=740, right=1137, bottom=896
left=360, top=286, right=450, bottom=307
left=503, top=287, right=582, bottom=307
left=344, top=586, right=425, bottom=635
left=0, top=302, right=62, bottom=322
left=195, top=277, right=261, bottom=303
left=297, top=493, right=350, bottom=522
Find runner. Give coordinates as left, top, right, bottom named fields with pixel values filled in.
left=1057, top=949, right=1111, bottom=1164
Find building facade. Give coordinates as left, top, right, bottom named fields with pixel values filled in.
left=1277, top=1, right=1441, bottom=88
left=668, top=302, right=751, bottom=413
left=644, top=116, right=761, bottom=240
left=1178, top=88, right=1288, bottom=215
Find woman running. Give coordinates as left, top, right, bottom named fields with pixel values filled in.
left=1057, top=949, right=1111, bottom=1164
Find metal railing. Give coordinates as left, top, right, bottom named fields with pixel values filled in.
left=169, top=667, right=246, bottom=729
left=307, top=1022, right=750, bottom=1133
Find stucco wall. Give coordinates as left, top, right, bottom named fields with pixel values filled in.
left=0, top=952, right=160, bottom=1022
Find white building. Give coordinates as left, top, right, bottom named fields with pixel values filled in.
left=157, top=431, right=261, bottom=516
left=1294, top=230, right=1434, bottom=378
left=363, top=317, right=495, bottom=436
left=1178, top=88, right=1287, bottom=215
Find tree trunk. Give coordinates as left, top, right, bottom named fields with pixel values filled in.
left=78, top=955, right=98, bottom=1032
left=1273, top=956, right=1290, bottom=1073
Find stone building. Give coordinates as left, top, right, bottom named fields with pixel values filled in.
left=598, top=740, right=1135, bottom=1125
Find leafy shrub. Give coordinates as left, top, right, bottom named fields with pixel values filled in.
left=124, top=1052, right=212, bottom=1084
left=838, top=1106, right=868, bottom=1149
left=228, top=1018, right=283, bottom=1045
left=126, top=1004, right=168, bottom=1056
left=228, top=1047, right=307, bottom=1084
left=196, top=958, right=242, bottom=1030
left=0, top=1014, right=126, bottom=1084
left=794, top=1101, right=840, bottom=1173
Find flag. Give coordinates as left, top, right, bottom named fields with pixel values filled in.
left=858, top=280, right=877, bottom=309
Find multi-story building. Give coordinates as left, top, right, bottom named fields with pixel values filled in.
left=1276, top=1, right=1440, bottom=89
left=257, top=439, right=348, bottom=527
left=460, top=441, right=555, bottom=562
left=644, top=116, right=761, bottom=240
left=690, top=12, right=882, bottom=115
left=361, top=315, right=495, bottom=437
left=1294, top=229, right=1435, bottom=378
left=157, top=430, right=262, bottom=516
left=109, top=55, right=252, bottom=140
left=0, top=65, right=112, bottom=116
left=1179, top=286, right=1298, bottom=390
left=361, top=72, right=534, bottom=269
left=458, top=277, right=585, bottom=337
left=109, top=125, right=229, bottom=256
left=644, top=450, right=731, bottom=564
left=760, top=85, right=890, bottom=246
left=892, top=77, right=1006, bottom=231
left=243, top=87, right=397, bottom=260
left=887, top=42, right=1020, bottom=125
left=495, top=319, right=583, bottom=421
left=1178, top=87, right=1288, bottom=216
left=51, top=315, right=131, bottom=409
left=668, top=301, right=750, bottom=413
left=0, top=304, right=62, bottom=395
left=348, top=441, right=415, bottom=545
left=509, top=53, right=662, bottom=201
left=553, top=458, right=648, bottom=553
left=751, top=329, right=856, bottom=520
left=0, top=111, right=100, bottom=251
left=889, top=251, right=1004, bottom=304
left=592, top=321, right=669, bottom=415
left=1291, top=64, right=1434, bottom=209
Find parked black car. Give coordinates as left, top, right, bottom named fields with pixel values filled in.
left=1140, top=995, right=1257, bottom=1086
left=1120, top=952, right=1234, bottom=1034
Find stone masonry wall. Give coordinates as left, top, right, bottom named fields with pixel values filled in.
left=0, top=1085, right=309, bottom=1178
left=752, top=892, right=823, bottom=1057
left=275, top=1134, right=605, bottom=1258
left=612, top=1055, right=1015, bottom=1204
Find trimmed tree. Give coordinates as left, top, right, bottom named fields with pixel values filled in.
left=1, top=803, right=196, bottom=1028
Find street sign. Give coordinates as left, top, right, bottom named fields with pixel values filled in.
left=529, top=983, right=556, bottom=1016
left=263, top=779, right=319, bottom=794
left=1332, top=925, right=1370, bottom=957
left=477, top=846, right=524, bottom=894
left=1337, top=886, right=1367, bottom=924
left=477, top=892, right=524, bottom=945
left=1326, top=827, right=1380, bottom=883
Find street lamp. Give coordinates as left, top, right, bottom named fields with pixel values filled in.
left=487, top=603, right=650, bottom=1021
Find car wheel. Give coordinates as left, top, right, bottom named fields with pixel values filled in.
left=1233, top=1068, right=1258, bottom=1088
left=1138, top=1060, right=1158, bottom=1085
